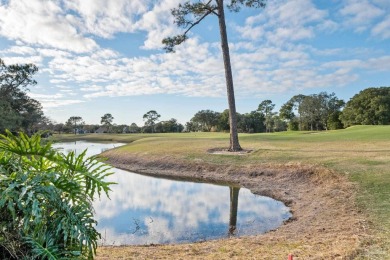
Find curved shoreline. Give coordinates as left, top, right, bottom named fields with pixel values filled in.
left=96, top=149, right=368, bottom=259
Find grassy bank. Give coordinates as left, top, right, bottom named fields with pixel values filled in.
left=54, top=125, right=390, bottom=258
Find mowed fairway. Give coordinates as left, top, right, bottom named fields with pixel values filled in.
left=55, top=125, right=390, bottom=258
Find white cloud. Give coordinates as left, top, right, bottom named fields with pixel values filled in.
left=339, top=0, right=385, bottom=32
left=321, top=56, right=390, bottom=72
left=236, top=0, right=329, bottom=45
left=28, top=92, right=84, bottom=108
left=372, top=15, right=390, bottom=39
left=63, top=0, right=151, bottom=38
left=366, top=56, right=390, bottom=71
left=322, top=59, right=364, bottom=70
left=41, top=99, right=84, bottom=108
left=80, top=85, right=104, bottom=92
left=338, top=0, right=390, bottom=38
left=135, top=0, right=184, bottom=50
left=75, top=158, right=290, bottom=245
left=0, top=45, right=36, bottom=55
left=2, top=55, right=43, bottom=65
left=1, top=0, right=389, bottom=111
left=37, top=48, right=73, bottom=58
left=0, top=0, right=98, bottom=53
left=29, top=93, right=64, bottom=99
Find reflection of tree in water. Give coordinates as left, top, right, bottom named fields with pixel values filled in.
left=126, top=185, right=241, bottom=243
left=229, top=186, right=240, bottom=236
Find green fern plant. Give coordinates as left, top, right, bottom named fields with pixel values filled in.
left=0, top=130, right=114, bottom=259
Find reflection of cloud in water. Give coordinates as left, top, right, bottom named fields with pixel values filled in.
left=53, top=142, right=291, bottom=245
left=53, top=141, right=124, bottom=158
left=95, top=168, right=291, bottom=245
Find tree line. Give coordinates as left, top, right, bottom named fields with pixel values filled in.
left=0, top=58, right=47, bottom=134
left=47, top=110, right=184, bottom=135
left=186, top=88, right=390, bottom=133
left=1, top=57, right=390, bottom=135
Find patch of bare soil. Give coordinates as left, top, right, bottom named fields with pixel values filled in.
left=207, top=148, right=253, bottom=155
left=96, top=150, right=369, bottom=259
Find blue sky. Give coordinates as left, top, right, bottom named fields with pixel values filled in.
left=0, top=0, right=389, bottom=125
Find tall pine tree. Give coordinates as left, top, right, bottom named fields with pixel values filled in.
left=163, top=0, right=267, bottom=151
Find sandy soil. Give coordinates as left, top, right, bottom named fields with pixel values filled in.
left=96, top=150, right=369, bottom=259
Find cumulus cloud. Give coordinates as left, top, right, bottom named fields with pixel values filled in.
left=0, top=0, right=98, bottom=53
left=63, top=0, right=151, bottom=38
left=339, top=0, right=385, bottom=32
left=28, top=92, right=84, bottom=108
left=372, top=15, right=390, bottom=39
left=0, top=0, right=389, bottom=111
left=338, top=0, right=390, bottom=38
left=134, top=0, right=184, bottom=50
left=0, top=45, right=37, bottom=55
left=236, top=0, right=329, bottom=45
left=1, top=55, right=43, bottom=65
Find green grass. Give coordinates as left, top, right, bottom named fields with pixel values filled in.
left=53, top=125, right=390, bottom=256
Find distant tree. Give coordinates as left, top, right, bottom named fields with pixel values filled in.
left=238, top=111, right=265, bottom=133
left=30, top=116, right=52, bottom=133
left=185, top=121, right=201, bottom=132
left=341, top=87, right=390, bottom=126
left=161, top=118, right=183, bottom=133
left=53, top=123, right=65, bottom=134
left=291, top=94, right=306, bottom=130
left=283, top=94, right=306, bottom=130
left=66, top=116, right=84, bottom=135
left=292, top=92, right=344, bottom=131
left=327, top=111, right=344, bottom=130
left=83, top=124, right=100, bottom=133
left=163, top=0, right=266, bottom=151
left=109, top=124, right=128, bottom=134
left=101, top=113, right=114, bottom=133
left=191, top=110, right=220, bottom=132
left=143, top=110, right=161, bottom=133
left=272, top=115, right=287, bottom=132
left=317, top=92, right=345, bottom=130
left=128, top=123, right=141, bottom=133
left=299, top=95, right=321, bottom=131
left=217, top=109, right=231, bottom=132
left=155, top=118, right=184, bottom=133
left=217, top=110, right=265, bottom=133
left=0, top=58, right=45, bottom=133
left=279, top=101, right=294, bottom=121
left=258, top=100, right=275, bottom=132
left=279, top=101, right=297, bottom=130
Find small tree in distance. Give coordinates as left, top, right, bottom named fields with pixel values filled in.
left=143, top=110, right=161, bottom=133
left=66, top=116, right=84, bottom=135
left=101, top=113, right=114, bottom=133
left=162, top=0, right=267, bottom=151
left=258, top=100, right=275, bottom=133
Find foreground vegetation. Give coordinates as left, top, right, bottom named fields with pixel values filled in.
left=0, top=131, right=114, bottom=259
left=54, top=125, right=390, bottom=258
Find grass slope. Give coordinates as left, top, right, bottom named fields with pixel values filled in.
left=54, top=125, right=390, bottom=258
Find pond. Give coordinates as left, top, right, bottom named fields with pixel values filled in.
left=53, top=141, right=291, bottom=246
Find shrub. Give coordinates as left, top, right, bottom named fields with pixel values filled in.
left=0, top=130, right=114, bottom=259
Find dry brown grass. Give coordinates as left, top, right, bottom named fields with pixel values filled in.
left=96, top=152, right=367, bottom=259
left=54, top=127, right=390, bottom=258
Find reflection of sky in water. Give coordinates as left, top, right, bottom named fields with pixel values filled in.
left=53, top=141, right=291, bottom=245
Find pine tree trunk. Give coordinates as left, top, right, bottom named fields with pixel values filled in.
left=229, top=186, right=240, bottom=235
left=217, top=0, right=242, bottom=151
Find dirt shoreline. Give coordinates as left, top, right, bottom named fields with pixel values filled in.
left=97, top=150, right=368, bottom=259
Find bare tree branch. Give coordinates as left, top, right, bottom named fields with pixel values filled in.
left=163, top=1, right=219, bottom=52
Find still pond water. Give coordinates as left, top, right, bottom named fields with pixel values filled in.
left=53, top=141, right=291, bottom=245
